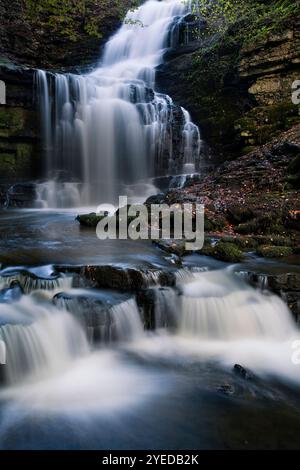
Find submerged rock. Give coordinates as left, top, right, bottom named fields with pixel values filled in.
left=4, top=183, right=36, bottom=208
left=217, top=384, right=235, bottom=396
left=234, top=364, right=254, bottom=381
left=0, top=281, right=23, bottom=303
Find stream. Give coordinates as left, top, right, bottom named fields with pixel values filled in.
left=0, top=210, right=299, bottom=450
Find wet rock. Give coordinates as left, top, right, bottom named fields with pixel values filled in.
left=241, top=272, right=300, bottom=321
left=4, top=183, right=36, bottom=208
left=0, top=281, right=23, bottom=303
left=0, top=365, right=5, bottom=386
left=217, top=384, right=235, bottom=396
left=75, top=265, right=176, bottom=292
left=234, top=364, right=254, bottom=381
left=154, top=239, right=188, bottom=258
left=53, top=290, right=132, bottom=343
left=136, top=286, right=178, bottom=331
left=136, top=288, right=157, bottom=330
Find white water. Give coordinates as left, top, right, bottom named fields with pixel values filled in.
left=36, top=0, right=201, bottom=207
left=0, top=272, right=72, bottom=295
left=178, top=270, right=296, bottom=340
left=0, top=296, right=89, bottom=385
left=129, top=269, right=300, bottom=386
left=0, top=268, right=300, bottom=418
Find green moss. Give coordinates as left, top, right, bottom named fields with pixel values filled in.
left=235, top=237, right=258, bottom=250
left=0, top=143, right=35, bottom=178
left=0, top=107, right=37, bottom=139
left=256, top=245, right=294, bottom=258
left=212, top=242, right=245, bottom=263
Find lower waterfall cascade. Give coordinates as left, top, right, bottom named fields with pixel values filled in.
left=0, top=268, right=299, bottom=393
left=36, top=0, right=201, bottom=208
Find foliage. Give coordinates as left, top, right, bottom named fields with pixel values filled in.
left=190, top=0, right=300, bottom=45
left=24, top=0, right=140, bottom=41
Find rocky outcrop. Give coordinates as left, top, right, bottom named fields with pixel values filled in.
left=0, top=63, right=40, bottom=182
left=0, top=0, right=136, bottom=70
left=56, top=264, right=176, bottom=292
left=237, top=20, right=300, bottom=151
left=244, top=272, right=300, bottom=322
left=157, top=125, right=300, bottom=261
left=157, top=15, right=300, bottom=161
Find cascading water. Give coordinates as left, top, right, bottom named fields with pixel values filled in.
left=54, top=292, right=144, bottom=344
left=36, top=0, right=201, bottom=208
left=0, top=297, right=89, bottom=385
left=177, top=270, right=296, bottom=340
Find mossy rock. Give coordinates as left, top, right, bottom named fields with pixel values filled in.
left=235, top=237, right=259, bottom=250
left=76, top=213, right=106, bottom=227
left=76, top=208, right=140, bottom=230
left=0, top=107, right=37, bottom=139
left=212, top=242, right=245, bottom=263
left=256, top=245, right=294, bottom=258
left=0, top=142, right=35, bottom=178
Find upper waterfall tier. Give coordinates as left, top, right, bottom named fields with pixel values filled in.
left=36, top=0, right=200, bottom=207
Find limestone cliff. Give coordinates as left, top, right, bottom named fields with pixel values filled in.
left=157, top=14, right=300, bottom=162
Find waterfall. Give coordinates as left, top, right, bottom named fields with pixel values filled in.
left=0, top=272, right=72, bottom=295
left=36, top=0, right=201, bottom=208
left=177, top=270, right=296, bottom=341
left=0, top=297, right=89, bottom=385
left=109, top=299, right=144, bottom=342
left=54, top=293, right=144, bottom=344
left=151, top=286, right=179, bottom=329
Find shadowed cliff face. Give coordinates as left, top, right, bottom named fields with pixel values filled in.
left=157, top=15, right=300, bottom=163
